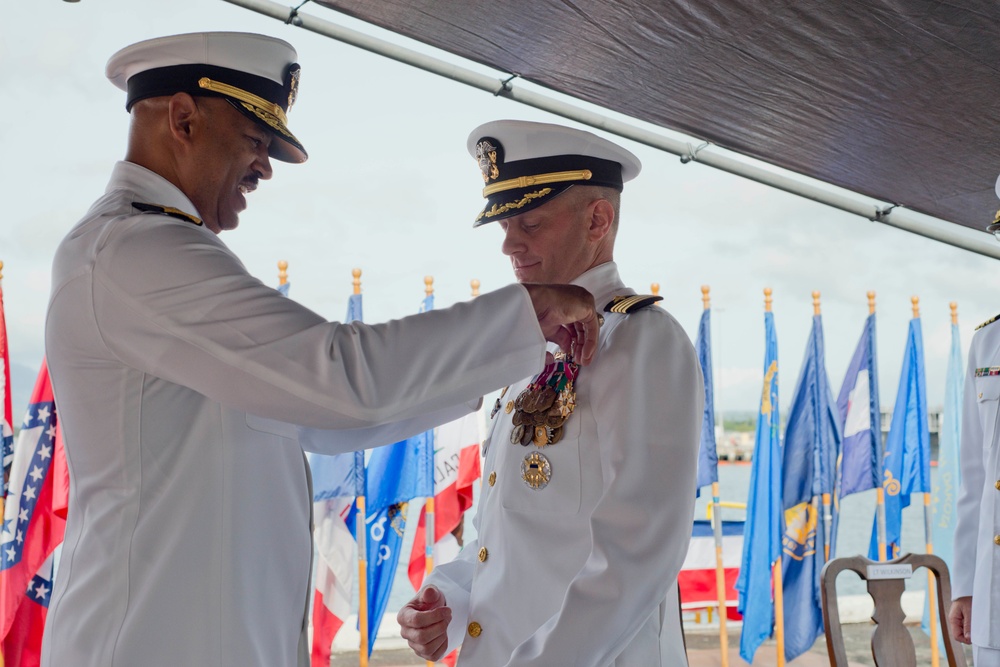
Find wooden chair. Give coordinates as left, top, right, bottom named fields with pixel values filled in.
left=820, top=553, right=968, bottom=667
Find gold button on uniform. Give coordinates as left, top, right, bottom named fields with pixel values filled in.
left=995, top=535, right=1000, bottom=546
left=488, top=471, right=496, bottom=486
left=995, top=480, right=1000, bottom=491
left=478, top=547, right=489, bottom=562
left=505, top=401, right=514, bottom=414
left=468, top=622, right=482, bottom=637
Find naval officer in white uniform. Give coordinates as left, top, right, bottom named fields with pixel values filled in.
left=41, top=34, right=601, bottom=667
left=950, top=175, right=1000, bottom=667
left=398, top=120, right=704, bottom=666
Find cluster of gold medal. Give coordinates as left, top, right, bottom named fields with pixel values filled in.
left=509, top=355, right=578, bottom=448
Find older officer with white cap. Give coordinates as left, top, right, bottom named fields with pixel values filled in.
left=41, top=34, right=601, bottom=667
left=949, top=175, right=1000, bottom=667
left=397, top=120, right=703, bottom=666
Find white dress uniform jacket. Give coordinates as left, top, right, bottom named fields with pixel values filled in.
left=425, top=262, right=703, bottom=667
left=42, top=161, right=547, bottom=667
left=954, top=316, right=1000, bottom=651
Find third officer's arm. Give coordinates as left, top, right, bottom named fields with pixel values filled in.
left=950, top=335, right=986, bottom=643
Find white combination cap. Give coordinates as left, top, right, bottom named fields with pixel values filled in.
left=106, top=32, right=307, bottom=163
left=467, top=119, right=641, bottom=226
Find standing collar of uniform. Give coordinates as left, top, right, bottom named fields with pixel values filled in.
left=570, top=261, right=628, bottom=308
left=107, top=161, right=203, bottom=225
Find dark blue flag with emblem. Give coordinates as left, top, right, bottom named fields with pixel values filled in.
left=355, top=293, right=435, bottom=656
left=780, top=311, right=841, bottom=662
left=735, top=307, right=781, bottom=664
left=868, top=315, right=929, bottom=560
left=695, top=306, right=718, bottom=492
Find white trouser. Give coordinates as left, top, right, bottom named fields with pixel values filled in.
left=975, top=645, right=1000, bottom=667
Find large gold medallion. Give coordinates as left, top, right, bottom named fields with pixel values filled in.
left=521, top=451, right=552, bottom=490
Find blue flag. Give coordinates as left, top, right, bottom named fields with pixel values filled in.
left=836, top=313, right=882, bottom=498
left=868, top=316, right=929, bottom=560
left=780, top=314, right=841, bottom=661
left=695, top=307, right=719, bottom=492
left=358, top=293, right=435, bottom=656
left=735, top=310, right=781, bottom=663
left=923, top=319, right=962, bottom=643
left=310, top=293, right=366, bottom=502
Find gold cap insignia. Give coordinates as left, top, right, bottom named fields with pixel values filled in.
left=476, top=138, right=501, bottom=183
left=285, top=63, right=301, bottom=111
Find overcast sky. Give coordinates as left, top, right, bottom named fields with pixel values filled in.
left=3, top=0, right=1000, bottom=418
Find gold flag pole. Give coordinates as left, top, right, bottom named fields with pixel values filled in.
left=871, top=291, right=889, bottom=563
left=352, top=268, right=370, bottom=667
left=423, top=276, right=436, bottom=667
left=278, top=259, right=288, bottom=286
left=650, top=282, right=661, bottom=306
left=814, top=291, right=833, bottom=564
left=767, top=288, right=786, bottom=667
left=913, top=296, right=941, bottom=667
left=703, top=286, right=730, bottom=667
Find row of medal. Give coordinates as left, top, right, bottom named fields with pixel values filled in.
left=509, top=354, right=579, bottom=448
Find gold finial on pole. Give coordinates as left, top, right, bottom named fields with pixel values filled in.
left=277, top=260, right=288, bottom=286
left=424, top=275, right=434, bottom=297
left=764, top=287, right=773, bottom=312
left=911, top=295, right=920, bottom=319
left=471, top=279, right=480, bottom=297
left=651, top=282, right=660, bottom=297
left=867, top=291, right=876, bottom=315
left=950, top=301, right=958, bottom=325
left=812, top=290, right=821, bottom=316
left=701, top=285, right=710, bottom=310
left=352, top=268, right=362, bottom=295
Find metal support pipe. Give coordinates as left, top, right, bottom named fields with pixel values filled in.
left=223, top=0, right=1000, bottom=260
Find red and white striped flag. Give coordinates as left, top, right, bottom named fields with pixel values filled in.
left=678, top=519, right=744, bottom=620
left=407, top=409, right=482, bottom=591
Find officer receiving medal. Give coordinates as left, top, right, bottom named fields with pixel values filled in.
left=398, top=119, right=704, bottom=666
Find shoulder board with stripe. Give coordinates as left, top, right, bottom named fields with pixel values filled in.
left=603, top=294, right=662, bottom=314
left=133, top=202, right=202, bottom=226
left=976, top=313, right=1000, bottom=331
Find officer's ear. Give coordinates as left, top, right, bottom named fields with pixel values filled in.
left=166, top=93, right=200, bottom=146
left=586, top=197, right=615, bottom=242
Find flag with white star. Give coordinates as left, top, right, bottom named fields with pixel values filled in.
left=0, top=360, right=68, bottom=659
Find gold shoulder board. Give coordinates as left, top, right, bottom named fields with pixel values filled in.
left=976, top=313, right=1000, bottom=331
left=133, top=202, right=203, bottom=226
left=603, top=294, right=662, bottom=314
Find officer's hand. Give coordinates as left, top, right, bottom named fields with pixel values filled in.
left=523, top=284, right=599, bottom=365
left=397, top=585, right=452, bottom=661
left=949, top=596, right=972, bottom=644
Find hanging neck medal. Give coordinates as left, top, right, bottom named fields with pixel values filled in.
left=512, top=352, right=579, bottom=489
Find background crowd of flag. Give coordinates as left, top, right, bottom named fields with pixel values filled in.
left=0, top=259, right=967, bottom=666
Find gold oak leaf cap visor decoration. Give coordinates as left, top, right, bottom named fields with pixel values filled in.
left=106, top=32, right=307, bottom=164
left=467, top=119, right=641, bottom=226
